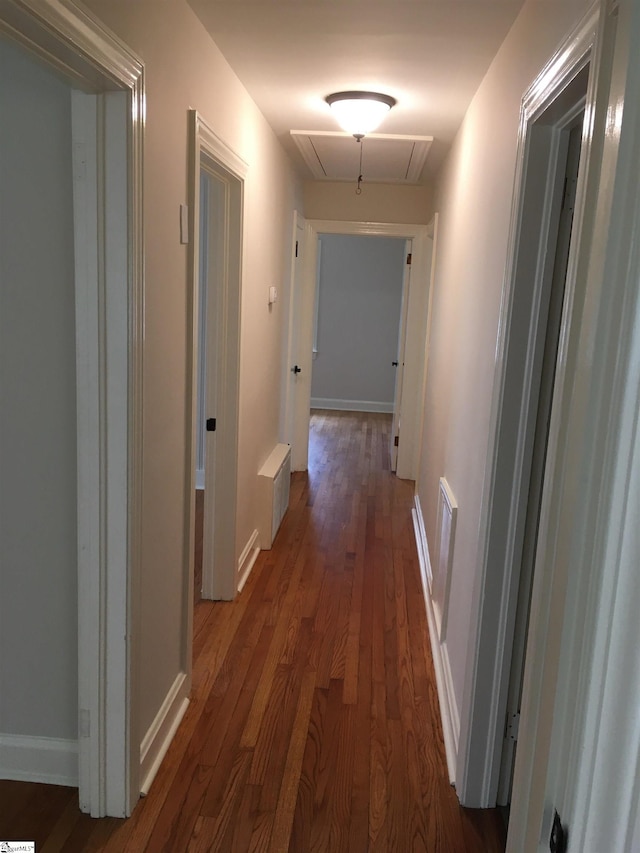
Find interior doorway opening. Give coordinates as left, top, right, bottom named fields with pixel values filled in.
left=0, top=2, right=144, bottom=817
left=308, top=233, right=409, bottom=471
left=184, top=111, right=245, bottom=685
left=452, top=18, right=598, bottom=812
left=192, top=168, right=227, bottom=607
left=498, top=102, right=587, bottom=810
left=288, top=219, right=431, bottom=482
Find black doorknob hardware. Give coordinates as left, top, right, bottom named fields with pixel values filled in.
left=206, top=418, right=216, bottom=432
left=392, top=361, right=399, bottom=367
left=292, top=365, right=302, bottom=374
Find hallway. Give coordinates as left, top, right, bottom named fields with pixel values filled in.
left=0, top=411, right=505, bottom=851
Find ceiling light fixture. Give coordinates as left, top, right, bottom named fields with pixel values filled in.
left=326, top=91, right=396, bottom=139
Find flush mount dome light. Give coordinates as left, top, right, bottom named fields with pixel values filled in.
left=326, top=91, right=396, bottom=138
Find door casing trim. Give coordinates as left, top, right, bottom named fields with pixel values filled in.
left=296, top=219, right=431, bottom=479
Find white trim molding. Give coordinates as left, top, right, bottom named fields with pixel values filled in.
left=184, top=108, right=244, bottom=698
left=455, top=2, right=600, bottom=809
left=300, top=220, right=431, bottom=481
left=0, top=0, right=145, bottom=819
left=310, top=397, right=394, bottom=413
left=237, top=529, right=260, bottom=593
left=510, top=0, right=640, bottom=848
left=412, top=496, right=459, bottom=784
left=193, top=115, right=248, bottom=181
left=0, top=734, right=79, bottom=787
left=139, top=674, right=189, bottom=797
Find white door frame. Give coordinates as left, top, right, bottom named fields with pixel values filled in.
left=296, top=220, right=430, bottom=479
left=509, top=0, right=640, bottom=847
left=184, top=109, right=245, bottom=633
left=454, top=4, right=602, bottom=809
left=0, top=0, right=145, bottom=817
left=414, top=213, right=438, bottom=489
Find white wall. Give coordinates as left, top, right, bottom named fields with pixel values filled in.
left=304, top=180, right=433, bottom=224
left=0, top=40, right=78, bottom=742
left=416, top=0, right=591, bottom=724
left=82, top=0, right=303, bottom=740
left=311, top=235, right=405, bottom=411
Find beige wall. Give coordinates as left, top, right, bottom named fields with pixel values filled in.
left=416, top=0, right=591, bottom=714
left=304, top=180, right=433, bottom=224
left=83, top=0, right=302, bottom=737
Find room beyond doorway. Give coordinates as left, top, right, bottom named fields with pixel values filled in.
left=310, top=234, right=408, bottom=471
left=288, top=217, right=433, bottom=481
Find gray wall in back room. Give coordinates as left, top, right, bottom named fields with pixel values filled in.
left=0, top=38, right=78, bottom=742
left=311, top=234, right=406, bottom=411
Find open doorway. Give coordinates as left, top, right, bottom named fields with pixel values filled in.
left=497, top=105, right=586, bottom=808
left=452, top=11, right=602, bottom=817
left=0, top=4, right=144, bottom=817
left=288, top=219, right=431, bottom=481
left=309, top=233, right=408, bottom=469
left=192, top=169, right=227, bottom=607
left=184, top=111, right=245, bottom=678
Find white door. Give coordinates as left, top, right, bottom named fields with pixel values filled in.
left=390, top=242, right=412, bottom=471
left=285, top=212, right=313, bottom=471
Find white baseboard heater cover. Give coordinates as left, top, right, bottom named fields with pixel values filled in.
left=433, top=477, right=457, bottom=642
left=257, top=443, right=291, bottom=549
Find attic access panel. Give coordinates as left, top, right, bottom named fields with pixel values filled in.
left=291, top=130, right=433, bottom=184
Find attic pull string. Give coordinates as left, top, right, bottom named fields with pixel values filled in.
left=355, top=134, right=364, bottom=195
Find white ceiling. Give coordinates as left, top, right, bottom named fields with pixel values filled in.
left=188, top=0, right=527, bottom=185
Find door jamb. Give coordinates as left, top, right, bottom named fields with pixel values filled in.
left=414, top=213, right=439, bottom=491
left=510, top=0, right=640, bottom=847
left=454, top=3, right=601, bottom=809
left=184, top=109, right=245, bottom=642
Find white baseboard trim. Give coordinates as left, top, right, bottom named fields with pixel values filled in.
left=412, top=497, right=460, bottom=785
left=0, top=733, right=78, bottom=786
left=310, top=397, right=394, bottom=414
left=139, top=672, right=189, bottom=796
left=237, top=529, right=260, bottom=592
left=195, top=469, right=205, bottom=490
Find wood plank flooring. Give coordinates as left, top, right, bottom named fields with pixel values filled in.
left=195, top=488, right=204, bottom=606
left=0, top=410, right=507, bottom=852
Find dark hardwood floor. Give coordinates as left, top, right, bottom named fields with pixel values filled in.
left=195, top=488, right=204, bottom=606
left=0, top=410, right=506, bottom=852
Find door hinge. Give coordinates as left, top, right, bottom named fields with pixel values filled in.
left=406, top=252, right=412, bottom=265
left=206, top=417, right=216, bottom=432
left=73, top=142, right=87, bottom=182
left=550, top=810, right=568, bottom=853
left=394, top=435, right=399, bottom=447
left=295, top=240, right=299, bottom=258
left=505, top=711, right=520, bottom=742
